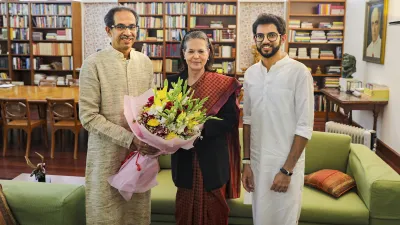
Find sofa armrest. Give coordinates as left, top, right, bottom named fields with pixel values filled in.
left=348, top=144, right=400, bottom=220
left=0, top=180, right=86, bottom=225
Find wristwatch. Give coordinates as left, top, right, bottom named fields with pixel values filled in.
left=280, top=167, right=293, bottom=176
left=242, top=157, right=251, bottom=165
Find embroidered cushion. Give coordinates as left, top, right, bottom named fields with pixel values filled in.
left=304, top=169, right=356, bottom=198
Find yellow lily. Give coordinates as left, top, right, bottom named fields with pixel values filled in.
left=157, top=86, right=168, bottom=100
left=165, top=132, right=177, bottom=140
left=147, top=119, right=160, bottom=127
left=187, top=120, right=199, bottom=129
left=154, top=96, right=162, bottom=107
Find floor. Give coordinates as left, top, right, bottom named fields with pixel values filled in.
left=0, top=116, right=331, bottom=180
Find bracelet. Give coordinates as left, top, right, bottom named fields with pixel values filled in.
left=242, top=157, right=250, bottom=160
left=242, top=159, right=251, bottom=165
left=280, top=167, right=293, bottom=176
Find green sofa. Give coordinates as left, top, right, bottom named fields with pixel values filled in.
left=1, top=130, right=399, bottom=225
left=0, top=180, right=85, bottom=225
left=152, top=130, right=400, bottom=225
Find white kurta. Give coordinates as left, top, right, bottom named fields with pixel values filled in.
left=366, top=36, right=381, bottom=58
left=79, top=46, right=154, bottom=225
left=243, top=55, right=314, bottom=225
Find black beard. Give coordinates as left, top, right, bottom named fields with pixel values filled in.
left=257, top=40, right=281, bottom=58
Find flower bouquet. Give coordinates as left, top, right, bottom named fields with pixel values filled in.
left=108, top=78, right=220, bottom=201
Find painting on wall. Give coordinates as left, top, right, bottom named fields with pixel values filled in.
left=362, top=0, right=389, bottom=64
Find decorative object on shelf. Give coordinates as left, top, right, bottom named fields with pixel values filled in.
left=342, top=53, right=356, bottom=78
left=346, top=80, right=362, bottom=94
left=25, top=152, right=46, bottom=182
left=362, top=0, right=388, bottom=64
left=50, top=62, right=63, bottom=70
left=241, top=67, right=248, bottom=73
left=316, top=65, right=322, bottom=74
left=340, top=53, right=356, bottom=92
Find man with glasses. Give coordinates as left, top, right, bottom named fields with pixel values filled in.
left=241, top=14, right=314, bottom=225
left=79, top=6, right=159, bottom=225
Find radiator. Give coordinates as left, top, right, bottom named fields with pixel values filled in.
left=325, top=121, right=377, bottom=151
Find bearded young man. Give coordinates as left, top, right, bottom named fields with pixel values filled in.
left=79, top=6, right=159, bottom=225
left=241, top=14, right=314, bottom=225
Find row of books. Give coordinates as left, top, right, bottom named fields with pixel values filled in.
left=12, top=57, right=30, bottom=69
left=214, top=45, right=235, bottom=58
left=288, top=30, right=343, bottom=43
left=289, top=21, right=344, bottom=29
left=11, top=43, right=29, bottom=55
left=0, top=4, right=7, bottom=15
left=210, top=29, right=235, bottom=42
left=121, top=3, right=163, bottom=15
left=152, top=60, right=162, bottom=73
left=33, top=16, right=72, bottom=28
left=33, top=56, right=73, bottom=70
left=0, top=58, right=8, bottom=69
left=33, top=29, right=72, bottom=41
left=32, top=43, right=72, bottom=56
left=1, top=16, right=6, bottom=27
left=166, top=59, right=179, bottom=73
left=213, top=61, right=235, bottom=74
left=190, top=3, right=236, bottom=15
left=314, top=95, right=338, bottom=112
left=137, top=29, right=164, bottom=41
left=9, top=16, right=28, bottom=28
left=10, top=28, right=29, bottom=40
left=166, top=3, right=187, bottom=14
left=31, top=4, right=71, bottom=15
left=324, top=77, right=339, bottom=88
left=165, top=29, right=186, bottom=41
left=8, top=3, right=29, bottom=15
left=139, top=17, right=163, bottom=29
left=141, top=44, right=163, bottom=57
left=154, top=73, right=163, bottom=88
left=165, top=16, right=186, bottom=28
left=316, top=4, right=345, bottom=15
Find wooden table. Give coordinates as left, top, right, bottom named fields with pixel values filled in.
left=321, top=88, right=388, bottom=131
left=13, top=173, right=85, bottom=185
left=0, top=86, right=79, bottom=103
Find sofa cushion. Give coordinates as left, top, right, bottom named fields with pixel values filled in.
left=300, top=186, right=369, bottom=225
left=0, top=184, right=18, bottom=225
left=305, top=132, right=351, bottom=174
left=152, top=170, right=177, bottom=215
left=0, top=180, right=85, bottom=225
left=305, top=169, right=356, bottom=198
left=226, top=186, right=252, bottom=218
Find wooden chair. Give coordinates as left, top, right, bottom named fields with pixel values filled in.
left=47, top=98, right=82, bottom=159
left=0, top=98, right=48, bottom=157
left=38, top=79, right=56, bottom=87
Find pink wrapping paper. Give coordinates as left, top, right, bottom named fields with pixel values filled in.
left=108, top=89, right=202, bottom=201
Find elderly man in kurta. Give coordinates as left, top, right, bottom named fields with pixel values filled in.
left=79, top=7, right=159, bottom=225
left=242, top=14, right=314, bottom=225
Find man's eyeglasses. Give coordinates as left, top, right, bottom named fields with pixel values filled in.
left=254, top=32, right=280, bottom=42
left=110, top=24, right=138, bottom=31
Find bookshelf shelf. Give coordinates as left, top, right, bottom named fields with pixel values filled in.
left=290, top=14, right=344, bottom=17
left=0, top=1, right=82, bottom=85
left=32, top=27, right=72, bottom=30
left=286, top=0, right=346, bottom=116
left=312, top=73, right=341, bottom=77
left=33, top=40, right=72, bottom=43
left=288, top=42, right=343, bottom=45
left=120, top=0, right=238, bottom=86
left=289, top=28, right=343, bottom=31
left=296, top=58, right=342, bottom=61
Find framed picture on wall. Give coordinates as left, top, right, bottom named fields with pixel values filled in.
left=362, top=0, right=389, bottom=64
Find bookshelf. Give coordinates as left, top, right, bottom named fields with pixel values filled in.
left=0, top=0, right=82, bottom=85
left=286, top=0, right=345, bottom=114
left=118, top=0, right=238, bottom=87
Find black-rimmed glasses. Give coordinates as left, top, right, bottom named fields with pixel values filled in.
left=110, top=24, right=138, bottom=31
left=254, top=32, right=280, bottom=42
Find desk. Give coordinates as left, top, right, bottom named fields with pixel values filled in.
left=0, top=86, right=79, bottom=103
left=321, top=88, right=388, bottom=131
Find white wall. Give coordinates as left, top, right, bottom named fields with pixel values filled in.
left=344, top=0, right=400, bottom=153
